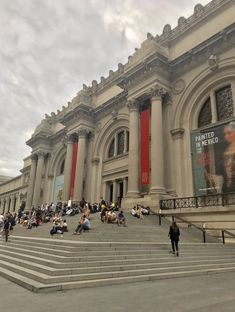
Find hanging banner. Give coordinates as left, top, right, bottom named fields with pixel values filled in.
left=191, top=120, right=235, bottom=195
left=53, top=175, right=64, bottom=203
left=140, top=108, right=150, bottom=185
left=69, top=143, right=78, bottom=197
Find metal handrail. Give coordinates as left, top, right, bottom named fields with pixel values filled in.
left=158, top=212, right=235, bottom=245
left=160, top=192, right=235, bottom=210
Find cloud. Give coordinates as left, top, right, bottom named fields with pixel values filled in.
left=0, top=0, right=209, bottom=176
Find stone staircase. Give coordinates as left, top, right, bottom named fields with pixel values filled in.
left=0, top=214, right=235, bottom=292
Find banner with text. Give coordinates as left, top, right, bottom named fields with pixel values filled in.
left=140, top=108, right=150, bottom=185
left=191, top=120, right=235, bottom=195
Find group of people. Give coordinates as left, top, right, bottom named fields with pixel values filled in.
left=0, top=196, right=181, bottom=256
left=131, top=205, right=150, bottom=218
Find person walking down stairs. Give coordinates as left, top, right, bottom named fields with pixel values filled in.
left=168, top=221, right=180, bottom=256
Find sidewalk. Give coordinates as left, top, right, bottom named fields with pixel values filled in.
left=1, top=272, right=235, bottom=312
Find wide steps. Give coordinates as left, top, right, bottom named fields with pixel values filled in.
left=0, top=214, right=234, bottom=292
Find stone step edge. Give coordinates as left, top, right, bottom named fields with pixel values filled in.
left=1, top=265, right=235, bottom=293
left=11, top=236, right=222, bottom=245
left=0, top=253, right=234, bottom=276
left=1, top=247, right=235, bottom=263
left=0, top=258, right=235, bottom=284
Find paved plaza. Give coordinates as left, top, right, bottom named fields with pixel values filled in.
left=0, top=272, right=235, bottom=312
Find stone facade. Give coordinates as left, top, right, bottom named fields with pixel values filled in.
left=1, top=0, right=235, bottom=214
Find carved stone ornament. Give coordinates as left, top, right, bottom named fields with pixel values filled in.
left=208, top=54, right=218, bottom=71
left=127, top=99, right=139, bottom=112
left=111, top=109, right=118, bottom=121
left=171, top=128, right=185, bottom=140
left=172, top=79, right=186, bottom=95
left=78, top=128, right=88, bottom=138
left=150, top=85, right=165, bottom=100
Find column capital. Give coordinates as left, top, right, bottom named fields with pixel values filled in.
left=31, top=153, right=38, bottom=161
left=37, top=150, right=47, bottom=159
left=66, top=133, right=76, bottom=144
left=127, top=98, right=139, bottom=112
left=150, top=84, right=165, bottom=101
left=78, top=128, right=88, bottom=138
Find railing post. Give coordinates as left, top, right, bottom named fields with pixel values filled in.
left=221, top=194, right=225, bottom=206
left=222, top=230, right=225, bottom=244
left=159, top=210, right=162, bottom=226
left=173, top=199, right=176, bottom=210
left=203, top=229, right=206, bottom=243
left=195, top=196, right=198, bottom=208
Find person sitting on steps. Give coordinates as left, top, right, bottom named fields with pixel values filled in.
left=73, top=215, right=91, bottom=235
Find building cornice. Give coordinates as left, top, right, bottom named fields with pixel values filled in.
left=156, top=0, right=233, bottom=45
left=170, top=22, right=235, bottom=79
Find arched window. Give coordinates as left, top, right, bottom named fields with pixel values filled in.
left=107, top=130, right=129, bottom=159
left=216, top=86, right=233, bottom=121
left=117, top=131, right=125, bottom=155
left=108, top=139, right=115, bottom=158
left=60, top=159, right=65, bottom=175
left=198, top=98, right=212, bottom=128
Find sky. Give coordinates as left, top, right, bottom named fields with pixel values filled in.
left=0, top=0, right=209, bottom=176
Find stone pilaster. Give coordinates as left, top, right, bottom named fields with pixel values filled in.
left=231, top=80, right=235, bottom=116
left=126, top=99, right=140, bottom=198
left=0, top=198, right=4, bottom=214
left=25, top=154, right=37, bottom=210
left=62, top=135, right=75, bottom=202
left=150, top=86, right=165, bottom=194
left=9, top=194, right=15, bottom=213
left=85, top=132, right=94, bottom=202
left=32, top=151, right=46, bottom=207
left=171, top=128, right=185, bottom=197
left=91, top=157, right=100, bottom=202
left=73, top=128, right=87, bottom=201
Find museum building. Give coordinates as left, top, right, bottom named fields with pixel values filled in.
left=0, top=0, right=235, bottom=214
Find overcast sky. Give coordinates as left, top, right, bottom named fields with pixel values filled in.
left=0, top=0, right=209, bottom=176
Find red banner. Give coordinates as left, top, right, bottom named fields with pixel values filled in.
left=140, top=108, right=150, bottom=185
left=69, top=143, right=78, bottom=198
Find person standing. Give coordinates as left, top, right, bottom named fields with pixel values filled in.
left=168, top=221, right=180, bottom=256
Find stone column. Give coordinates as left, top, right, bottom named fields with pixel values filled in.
left=25, top=154, right=37, bottom=210
left=9, top=194, right=15, bottom=213
left=43, top=154, right=52, bottom=204
left=123, top=177, right=128, bottom=197
left=62, top=135, right=75, bottom=202
left=150, top=86, right=165, bottom=194
left=73, top=129, right=87, bottom=201
left=113, top=180, right=117, bottom=203
left=32, top=151, right=45, bottom=207
left=0, top=198, right=4, bottom=214
left=210, top=90, right=217, bottom=123
left=126, top=99, right=140, bottom=198
left=91, top=157, right=100, bottom=203
left=5, top=197, right=10, bottom=213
